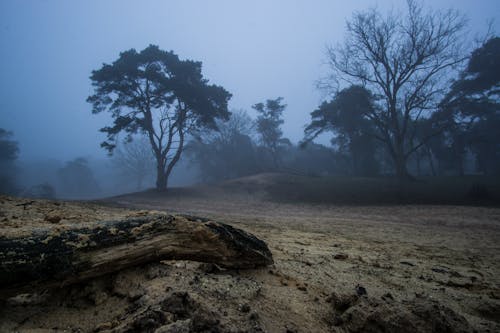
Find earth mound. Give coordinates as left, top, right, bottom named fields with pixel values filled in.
left=329, top=291, right=473, bottom=333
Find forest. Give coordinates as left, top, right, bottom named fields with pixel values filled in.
left=1, top=35, right=499, bottom=202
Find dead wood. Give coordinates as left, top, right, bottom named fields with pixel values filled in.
left=0, top=214, right=273, bottom=298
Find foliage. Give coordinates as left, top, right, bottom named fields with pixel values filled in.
left=187, top=110, right=345, bottom=180
left=58, top=158, right=100, bottom=198
left=283, top=143, right=342, bottom=177
left=0, top=128, right=19, bottom=194
left=433, top=36, right=500, bottom=175
left=88, top=45, right=231, bottom=190
left=304, top=86, right=380, bottom=176
left=186, top=110, right=259, bottom=182
left=0, top=129, right=19, bottom=162
left=253, top=97, right=290, bottom=168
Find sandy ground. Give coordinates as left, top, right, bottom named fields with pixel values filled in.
left=1, top=178, right=500, bottom=332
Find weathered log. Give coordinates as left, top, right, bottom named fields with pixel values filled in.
left=0, top=214, right=273, bottom=298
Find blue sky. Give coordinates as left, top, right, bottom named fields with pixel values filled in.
left=1, top=0, right=498, bottom=161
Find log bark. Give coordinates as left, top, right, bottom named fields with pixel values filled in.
left=0, top=214, right=273, bottom=298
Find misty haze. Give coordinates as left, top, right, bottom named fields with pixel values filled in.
left=1, top=0, right=499, bottom=332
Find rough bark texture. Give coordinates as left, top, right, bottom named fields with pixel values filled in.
left=0, top=213, right=273, bottom=298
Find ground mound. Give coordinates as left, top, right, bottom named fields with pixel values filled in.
left=111, top=173, right=500, bottom=206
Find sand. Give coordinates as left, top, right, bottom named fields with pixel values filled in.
left=1, top=181, right=499, bottom=332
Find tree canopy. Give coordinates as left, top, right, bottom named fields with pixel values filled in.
left=440, top=36, right=499, bottom=118
left=432, top=36, right=500, bottom=175
left=187, top=110, right=259, bottom=182
left=304, top=85, right=380, bottom=175
left=253, top=97, right=290, bottom=168
left=0, top=128, right=19, bottom=194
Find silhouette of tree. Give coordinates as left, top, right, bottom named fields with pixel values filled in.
left=0, top=128, right=19, bottom=194
left=58, top=158, right=99, bottom=198
left=304, top=85, right=380, bottom=176
left=286, top=143, right=340, bottom=177
left=324, top=0, right=467, bottom=179
left=437, top=37, right=500, bottom=175
left=88, top=45, right=231, bottom=191
left=187, top=110, right=259, bottom=181
left=253, top=97, right=290, bottom=168
left=112, top=136, right=155, bottom=191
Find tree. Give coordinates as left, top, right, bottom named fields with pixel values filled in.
left=112, top=136, right=155, bottom=190
left=0, top=128, right=19, bottom=194
left=286, top=143, right=340, bottom=177
left=58, top=158, right=100, bottom=199
left=437, top=36, right=500, bottom=175
left=304, top=85, right=380, bottom=176
left=186, top=110, right=259, bottom=182
left=253, top=97, right=290, bottom=168
left=324, top=0, right=467, bottom=179
left=88, top=45, right=231, bottom=191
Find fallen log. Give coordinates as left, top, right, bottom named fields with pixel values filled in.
left=0, top=213, right=273, bottom=298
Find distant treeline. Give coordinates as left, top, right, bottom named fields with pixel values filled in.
left=188, top=37, right=500, bottom=182
left=1, top=37, right=498, bottom=198
left=1, top=1, right=499, bottom=198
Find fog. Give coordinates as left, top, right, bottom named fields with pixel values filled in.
left=0, top=0, right=498, bottom=199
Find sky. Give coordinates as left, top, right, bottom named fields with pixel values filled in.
left=0, top=0, right=498, bottom=161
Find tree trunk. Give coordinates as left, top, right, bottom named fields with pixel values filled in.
left=393, top=142, right=411, bottom=180
left=395, top=161, right=410, bottom=180
left=0, top=214, right=273, bottom=298
left=155, top=159, right=167, bottom=191
left=458, top=157, right=465, bottom=176
left=156, top=172, right=167, bottom=191
left=165, top=128, right=185, bottom=189
left=426, top=146, right=436, bottom=176
left=416, top=153, right=421, bottom=176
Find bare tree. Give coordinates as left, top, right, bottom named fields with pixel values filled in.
left=193, top=109, right=255, bottom=146
left=112, top=136, right=155, bottom=190
left=324, top=0, right=467, bottom=178
left=187, top=109, right=259, bottom=182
